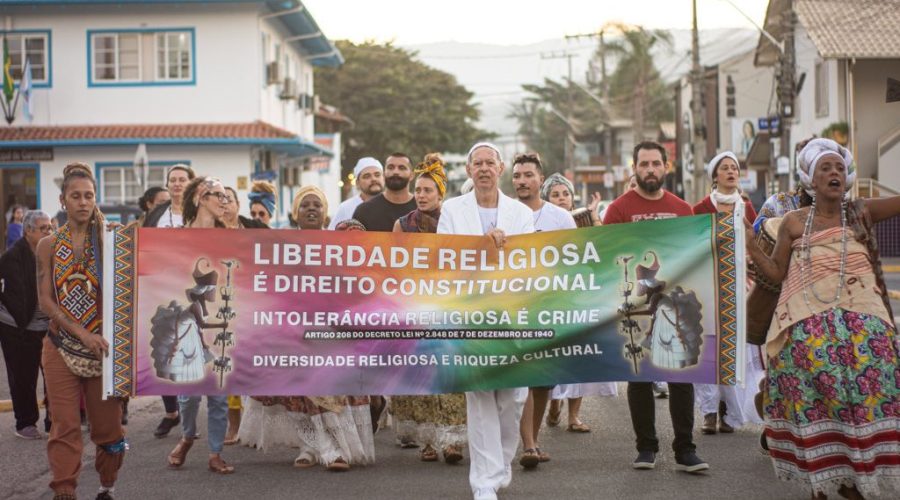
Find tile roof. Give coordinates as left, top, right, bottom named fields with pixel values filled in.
left=0, top=120, right=297, bottom=142
left=796, top=0, right=900, bottom=59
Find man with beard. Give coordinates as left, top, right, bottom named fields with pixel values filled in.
left=328, top=157, right=384, bottom=229
left=352, top=152, right=416, bottom=232
left=602, top=141, right=708, bottom=474
left=511, top=153, right=575, bottom=469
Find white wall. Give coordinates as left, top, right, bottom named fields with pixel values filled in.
left=789, top=24, right=845, bottom=153
left=853, top=59, right=900, bottom=181
left=6, top=3, right=262, bottom=125
left=37, top=145, right=252, bottom=215
left=717, top=50, right=774, bottom=157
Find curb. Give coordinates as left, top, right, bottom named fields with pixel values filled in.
left=890, top=290, right=900, bottom=301
left=0, top=400, right=11, bottom=413
left=884, top=265, right=900, bottom=273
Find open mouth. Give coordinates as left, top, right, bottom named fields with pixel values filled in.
left=828, top=179, right=842, bottom=188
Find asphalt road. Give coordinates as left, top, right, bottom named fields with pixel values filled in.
left=2, top=388, right=890, bottom=500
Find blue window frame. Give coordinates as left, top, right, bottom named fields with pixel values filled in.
left=87, top=28, right=196, bottom=87
left=95, top=160, right=190, bottom=204
left=0, top=30, right=52, bottom=88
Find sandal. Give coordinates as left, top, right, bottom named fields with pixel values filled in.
left=536, top=447, right=551, bottom=463
left=420, top=444, right=439, bottom=462
left=547, top=404, right=561, bottom=427
left=326, top=457, right=350, bottom=472
left=519, top=448, right=540, bottom=469
left=443, top=445, right=463, bottom=465
left=567, top=421, right=591, bottom=433
left=167, top=438, right=194, bottom=468
left=293, top=451, right=316, bottom=469
left=208, top=454, right=235, bottom=474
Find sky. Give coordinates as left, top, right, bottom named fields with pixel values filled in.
left=302, top=0, right=769, bottom=45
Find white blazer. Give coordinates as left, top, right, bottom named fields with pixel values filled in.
left=437, top=190, right=535, bottom=236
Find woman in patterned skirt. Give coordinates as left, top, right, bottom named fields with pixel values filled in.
left=748, top=138, right=900, bottom=500
left=237, top=186, right=375, bottom=472
left=391, top=153, right=467, bottom=464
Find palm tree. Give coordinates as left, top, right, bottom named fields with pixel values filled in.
left=603, top=24, right=674, bottom=143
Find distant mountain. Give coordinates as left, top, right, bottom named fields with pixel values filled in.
left=406, top=28, right=759, bottom=139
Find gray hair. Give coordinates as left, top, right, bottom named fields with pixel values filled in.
left=22, top=210, right=50, bottom=231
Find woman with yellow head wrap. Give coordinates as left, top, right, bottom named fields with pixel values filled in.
left=392, top=153, right=447, bottom=233
left=390, top=153, right=467, bottom=465
left=290, top=185, right=328, bottom=230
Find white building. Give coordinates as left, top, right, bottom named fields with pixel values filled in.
left=754, top=0, right=900, bottom=192
left=0, top=0, right=343, bottom=229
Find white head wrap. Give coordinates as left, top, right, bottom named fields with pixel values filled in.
left=353, top=157, right=383, bottom=179
left=797, top=138, right=855, bottom=193
left=466, top=142, right=503, bottom=164
left=706, top=151, right=740, bottom=179
left=540, top=173, right=575, bottom=201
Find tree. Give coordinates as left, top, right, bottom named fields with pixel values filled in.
left=315, top=41, right=488, bottom=176
left=603, top=24, right=675, bottom=142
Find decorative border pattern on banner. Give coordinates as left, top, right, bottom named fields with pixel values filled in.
left=714, top=213, right=738, bottom=385
left=111, top=225, right=137, bottom=397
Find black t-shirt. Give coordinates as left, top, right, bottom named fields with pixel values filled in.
left=351, top=193, right=417, bottom=232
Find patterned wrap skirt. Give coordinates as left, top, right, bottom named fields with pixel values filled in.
left=764, top=307, right=900, bottom=496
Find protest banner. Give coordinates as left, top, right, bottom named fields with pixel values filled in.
left=102, top=213, right=745, bottom=397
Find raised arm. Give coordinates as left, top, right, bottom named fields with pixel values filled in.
left=864, top=195, right=900, bottom=224
left=36, top=236, right=109, bottom=358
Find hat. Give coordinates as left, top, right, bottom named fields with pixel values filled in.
left=635, top=252, right=666, bottom=297
left=706, top=151, right=740, bottom=179
left=540, top=173, right=575, bottom=201
left=353, top=157, right=383, bottom=180
left=189, top=258, right=218, bottom=296
left=291, top=185, right=329, bottom=227
left=466, top=142, right=503, bottom=164
left=797, top=138, right=855, bottom=194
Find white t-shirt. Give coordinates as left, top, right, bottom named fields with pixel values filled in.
left=327, top=195, right=364, bottom=230
left=477, top=206, right=498, bottom=234
left=156, top=207, right=183, bottom=228
left=533, top=202, right=576, bottom=232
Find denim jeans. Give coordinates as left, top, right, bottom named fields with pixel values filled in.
left=178, top=395, right=228, bottom=453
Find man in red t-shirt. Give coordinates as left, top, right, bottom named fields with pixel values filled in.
left=603, top=141, right=709, bottom=474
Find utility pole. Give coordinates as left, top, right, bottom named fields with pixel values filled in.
left=776, top=1, right=796, bottom=194
left=541, top=51, right=577, bottom=174
left=690, top=0, right=707, bottom=203
left=567, top=26, right=616, bottom=188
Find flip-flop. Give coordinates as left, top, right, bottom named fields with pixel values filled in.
left=567, top=422, right=591, bottom=433
left=519, top=448, right=540, bottom=469
left=536, top=448, right=551, bottom=462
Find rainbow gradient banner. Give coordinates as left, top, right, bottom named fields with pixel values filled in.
left=102, top=213, right=745, bottom=397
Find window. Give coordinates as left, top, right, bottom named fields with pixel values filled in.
left=98, top=163, right=174, bottom=204
left=92, top=33, right=140, bottom=81
left=815, top=61, right=829, bottom=117
left=156, top=32, right=191, bottom=81
left=0, top=31, right=50, bottom=85
left=89, top=29, right=194, bottom=86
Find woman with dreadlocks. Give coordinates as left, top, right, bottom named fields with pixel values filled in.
left=37, top=163, right=126, bottom=500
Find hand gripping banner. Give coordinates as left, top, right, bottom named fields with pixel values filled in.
left=102, top=213, right=746, bottom=397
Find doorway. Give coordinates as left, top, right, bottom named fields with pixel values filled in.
left=0, top=163, right=40, bottom=251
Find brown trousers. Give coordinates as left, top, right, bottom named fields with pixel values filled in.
left=42, top=337, right=125, bottom=496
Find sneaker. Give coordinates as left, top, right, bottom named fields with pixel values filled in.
left=473, top=487, right=498, bottom=500
left=632, top=451, right=656, bottom=469
left=675, top=451, right=709, bottom=473
left=154, top=415, right=181, bottom=438
left=96, top=491, right=114, bottom=500
left=652, top=382, right=668, bottom=399
left=15, top=426, right=42, bottom=440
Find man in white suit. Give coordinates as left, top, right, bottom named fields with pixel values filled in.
left=438, top=142, right=535, bottom=500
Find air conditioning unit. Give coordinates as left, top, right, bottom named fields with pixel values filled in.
left=266, top=62, right=281, bottom=85
left=280, top=78, right=298, bottom=100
